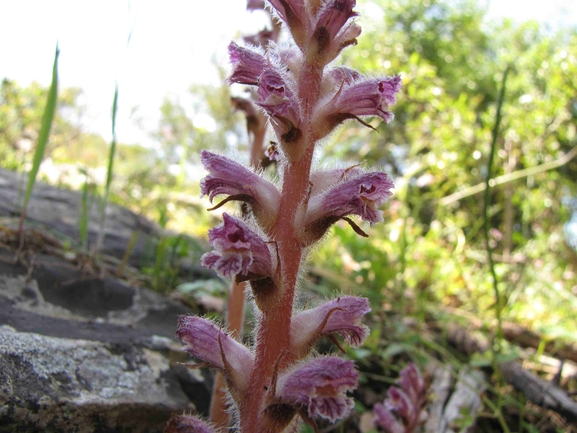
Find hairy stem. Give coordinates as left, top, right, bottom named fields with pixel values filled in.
left=239, top=63, right=322, bottom=432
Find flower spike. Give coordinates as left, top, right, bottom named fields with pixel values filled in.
left=373, top=363, right=428, bottom=433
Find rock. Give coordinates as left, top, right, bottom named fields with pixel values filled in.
left=0, top=168, right=217, bottom=432
left=0, top=255, right=215, bottom=431
left=0, top=330, right=210, bottom=433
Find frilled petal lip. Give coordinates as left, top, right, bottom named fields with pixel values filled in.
left=303, top=171, right=394, bottom=227
left=201, top=213, right=273, bottom=279
left=176, top=315, right=254, bottom=392
left=275, top=356, right=359, bottom=423
left=200, top=150, right=280, bottom=226
left=290, top=296, right=371, bottom=354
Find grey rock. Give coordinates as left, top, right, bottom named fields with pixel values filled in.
left=0, top=168, right=216, bottom=432
left=0, top=331, right=205, bottom=433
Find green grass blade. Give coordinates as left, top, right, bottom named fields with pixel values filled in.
left=95, top=84, right=119, bottom=253
left=18, top=44, right=59, bottom=232
left=79, top=168, right=89, bottom=250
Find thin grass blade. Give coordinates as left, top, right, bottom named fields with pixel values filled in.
left=18, top=44, right=59, bottom=232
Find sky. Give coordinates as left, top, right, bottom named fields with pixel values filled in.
left=1, top=0, right=576, bottom=148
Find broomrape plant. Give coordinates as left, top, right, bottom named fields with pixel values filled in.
left=170, top=0, right=401, bottom=431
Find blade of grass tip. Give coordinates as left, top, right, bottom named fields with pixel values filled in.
left=79, top=168, right=89, bottom=251
left=484, top=66, right=510, bottom=351
left=95, top=84, right=119, bottom=254
left=18, top=44, right=59, bottom=235
left=484, top=65, right=510, bottom=433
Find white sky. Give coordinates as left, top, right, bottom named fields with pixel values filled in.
left=1, top=0, right=576, bottom=148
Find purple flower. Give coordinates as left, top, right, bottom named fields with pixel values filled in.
left=256, top=65, right=301, bottom=144
left=296, top=170, right=394, bottom=245
left=291, top=296, right=371, bottom=357
left=164, top=414, right=216, bottom=433
left=312, top=0, right=361, bottom=63
left=373, top=363, right=428, bottom=433
left=200, top=150, right=280, bottom=229
left=176, top=315, right=254, bottom=394
left=275, top=356, right=359, bottom=423
left=228, top=42, right=266, bottom=85
left=314, top=75, right=402, bottom=137
left=201, top=213, right=273, bottom=280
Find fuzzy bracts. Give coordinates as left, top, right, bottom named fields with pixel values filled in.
left=172, top=0, right=401, bottom=431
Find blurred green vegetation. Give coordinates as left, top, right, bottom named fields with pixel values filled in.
left=1, top=0, right=576, bottom=361
left=2, top=0, right=577, bottom=429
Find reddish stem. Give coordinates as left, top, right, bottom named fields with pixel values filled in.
left=239, top=63, right=323, bottom=432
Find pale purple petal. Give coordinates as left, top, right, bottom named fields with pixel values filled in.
left=176, top=316, right=254, bottom=392
left=276, top=356, right=359, bottom=423
left=164, top=414, right=216, bottom=433
left=291, top=296, right=371, bottom=356
left=308, top=165, right=364, bottom=197
left=334, top=76, right=401, bottom=122
left=228, top=42, right=266, bottom=85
